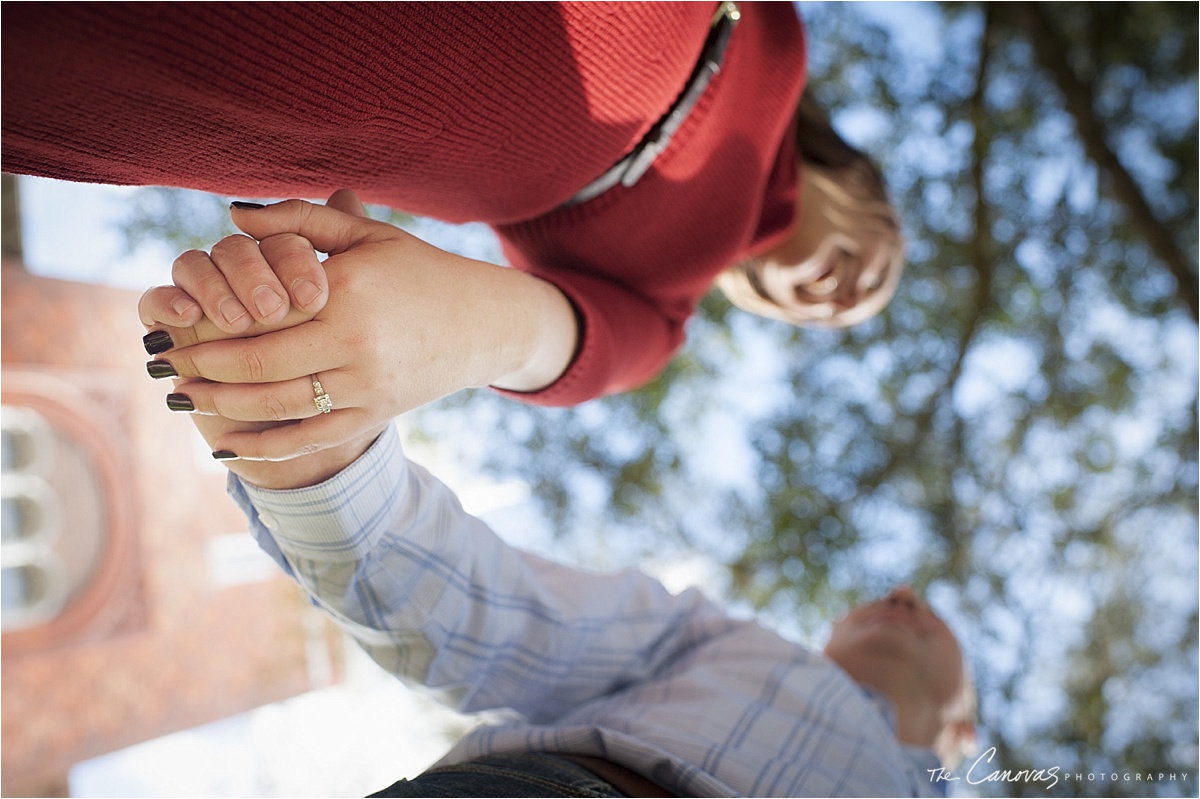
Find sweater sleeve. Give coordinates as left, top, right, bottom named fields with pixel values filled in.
left=229, top=423, right=730, bottom=722
left=489, top=2, right=808, bottom=407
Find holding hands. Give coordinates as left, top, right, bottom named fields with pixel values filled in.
left=141, top=190, right=578, bottom=488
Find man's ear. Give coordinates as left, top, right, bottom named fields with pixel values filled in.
left=934, top=719, right=978, bottom=770
left=953, top=720, right=977, bottom=751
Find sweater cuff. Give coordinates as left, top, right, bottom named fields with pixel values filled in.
left=229, top=424, right=406, bottom=563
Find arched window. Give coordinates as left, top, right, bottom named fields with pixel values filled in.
left=1, top=406, right=105, bottom=632
left=1, top=370, right=143, bottom=652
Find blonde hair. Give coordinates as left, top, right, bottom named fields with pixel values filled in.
left=716, top=94, right=907, bottom=328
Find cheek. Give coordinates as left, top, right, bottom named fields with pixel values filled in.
left=928, top=640, right=966, bottom=701
left=823, top=623, right=866, bottom=666
left=770, top=223, right=825, bottom=269
left=787, top=195, right=840, bottom=267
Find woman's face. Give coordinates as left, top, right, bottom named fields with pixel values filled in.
left=750, top=167, right=898, bottom=327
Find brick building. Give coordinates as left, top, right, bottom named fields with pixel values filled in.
left=1, top=183, right=339, bottom=796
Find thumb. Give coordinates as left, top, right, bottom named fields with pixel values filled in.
left=324, top=188, right=367, bottom=218
left=230, top=197, right=390, bottom=254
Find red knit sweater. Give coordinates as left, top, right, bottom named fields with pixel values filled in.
left=1, top=2, right=807, bottom=406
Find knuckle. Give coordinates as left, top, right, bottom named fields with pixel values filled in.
left=293, top=200, right=313, bottom=227
left=208, top=234, right=254, bottom=260
left=236, top=347, right=267, bottom=382
left=274, top=199, right=311, bottom=237
left=258, top=392, right=290, bottom=422
left=334, top=263, right=369, bottom=295
left=295, top=441, right=323, bottom=458
left=171, top=250, right=208, bottom=281
left=168, top=350, right=196, bottom=376
left=185, top=317, right=225, bottom=346
left=261, top=234, right=316, bottom=274
left=206, top=391, right=229, bottom=419
left=195, top=269, right=235, bottom=296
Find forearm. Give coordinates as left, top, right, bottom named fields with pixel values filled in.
left=233, top=423, right=727, bottom=720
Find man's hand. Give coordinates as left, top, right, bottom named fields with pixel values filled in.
left=159, top=190, right=357, bottom=333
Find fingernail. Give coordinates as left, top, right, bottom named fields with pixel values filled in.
left=231, top=201, right=265, bottom=210
left=218, top=296, right=249, bottom=327
left=146, top=360, right=178, bottom=379
left=171, top=296, right=200, bottom=317
left=165, top=393, right=194, bottom=412
left=212, top=450, right=240, bottom=461
left=143, top=330, right=173, bottom=355
left=291, top=278, right=322, bottom=308
left=253, top=285, right=285, bottom=318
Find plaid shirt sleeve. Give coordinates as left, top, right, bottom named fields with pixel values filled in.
left=228, top=423, right=731, bottom=722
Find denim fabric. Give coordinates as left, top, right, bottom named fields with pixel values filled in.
left=367, top=753, right=628, bottom=798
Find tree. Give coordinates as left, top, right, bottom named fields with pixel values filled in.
left=104, top=3, right=1197, bottom=794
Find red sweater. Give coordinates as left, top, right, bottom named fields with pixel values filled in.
left=2, top=2, right=807, bottom=405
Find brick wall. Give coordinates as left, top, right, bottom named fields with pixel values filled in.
left=1, top=261, right=338, bottom=796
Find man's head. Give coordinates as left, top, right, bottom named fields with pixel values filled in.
left=823, top=586, right=976, bottom=766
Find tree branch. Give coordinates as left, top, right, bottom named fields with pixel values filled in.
left=861, top=4, right=997, bottom=493
left=1011, top=2, right=1199, bottom=321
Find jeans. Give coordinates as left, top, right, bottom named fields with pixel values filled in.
left=367, top=753, right=629, bottom=798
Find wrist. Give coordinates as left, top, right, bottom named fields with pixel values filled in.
left=487, top=272, right=580, bottom=393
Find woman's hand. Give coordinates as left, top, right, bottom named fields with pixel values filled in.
left=143, top=277, right=385, bottom=490
left=140, top=193, right=579, bottom=467
left=172, top=380, right=386, bottom=490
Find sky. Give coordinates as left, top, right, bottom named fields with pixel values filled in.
left=20, top=179, right=175, bottom=289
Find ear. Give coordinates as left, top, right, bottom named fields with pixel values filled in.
left=953, top=720, right=978, bottom=751
left=934, top=719, right=979, bottom=769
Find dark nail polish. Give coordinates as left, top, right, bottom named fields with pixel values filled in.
left=166, top=393, right=194, bottom=412
left=212, top=450, right=239, bottom=461
left=146, top=360, right=178, bottom=379
left=231, top=201, right=265, bottom=210
left=143, top=330, right=174, bottom=356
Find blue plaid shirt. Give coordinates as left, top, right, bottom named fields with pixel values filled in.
left=231, top=424, right=943, bottom=797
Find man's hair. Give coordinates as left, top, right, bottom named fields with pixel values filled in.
left=716, top=93, right=907, bottom=327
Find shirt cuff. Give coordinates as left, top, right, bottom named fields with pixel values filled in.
left=229, top=423, right=406, bottom=563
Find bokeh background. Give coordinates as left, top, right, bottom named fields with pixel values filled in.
left=3, top=2, right=1196, bottom=797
